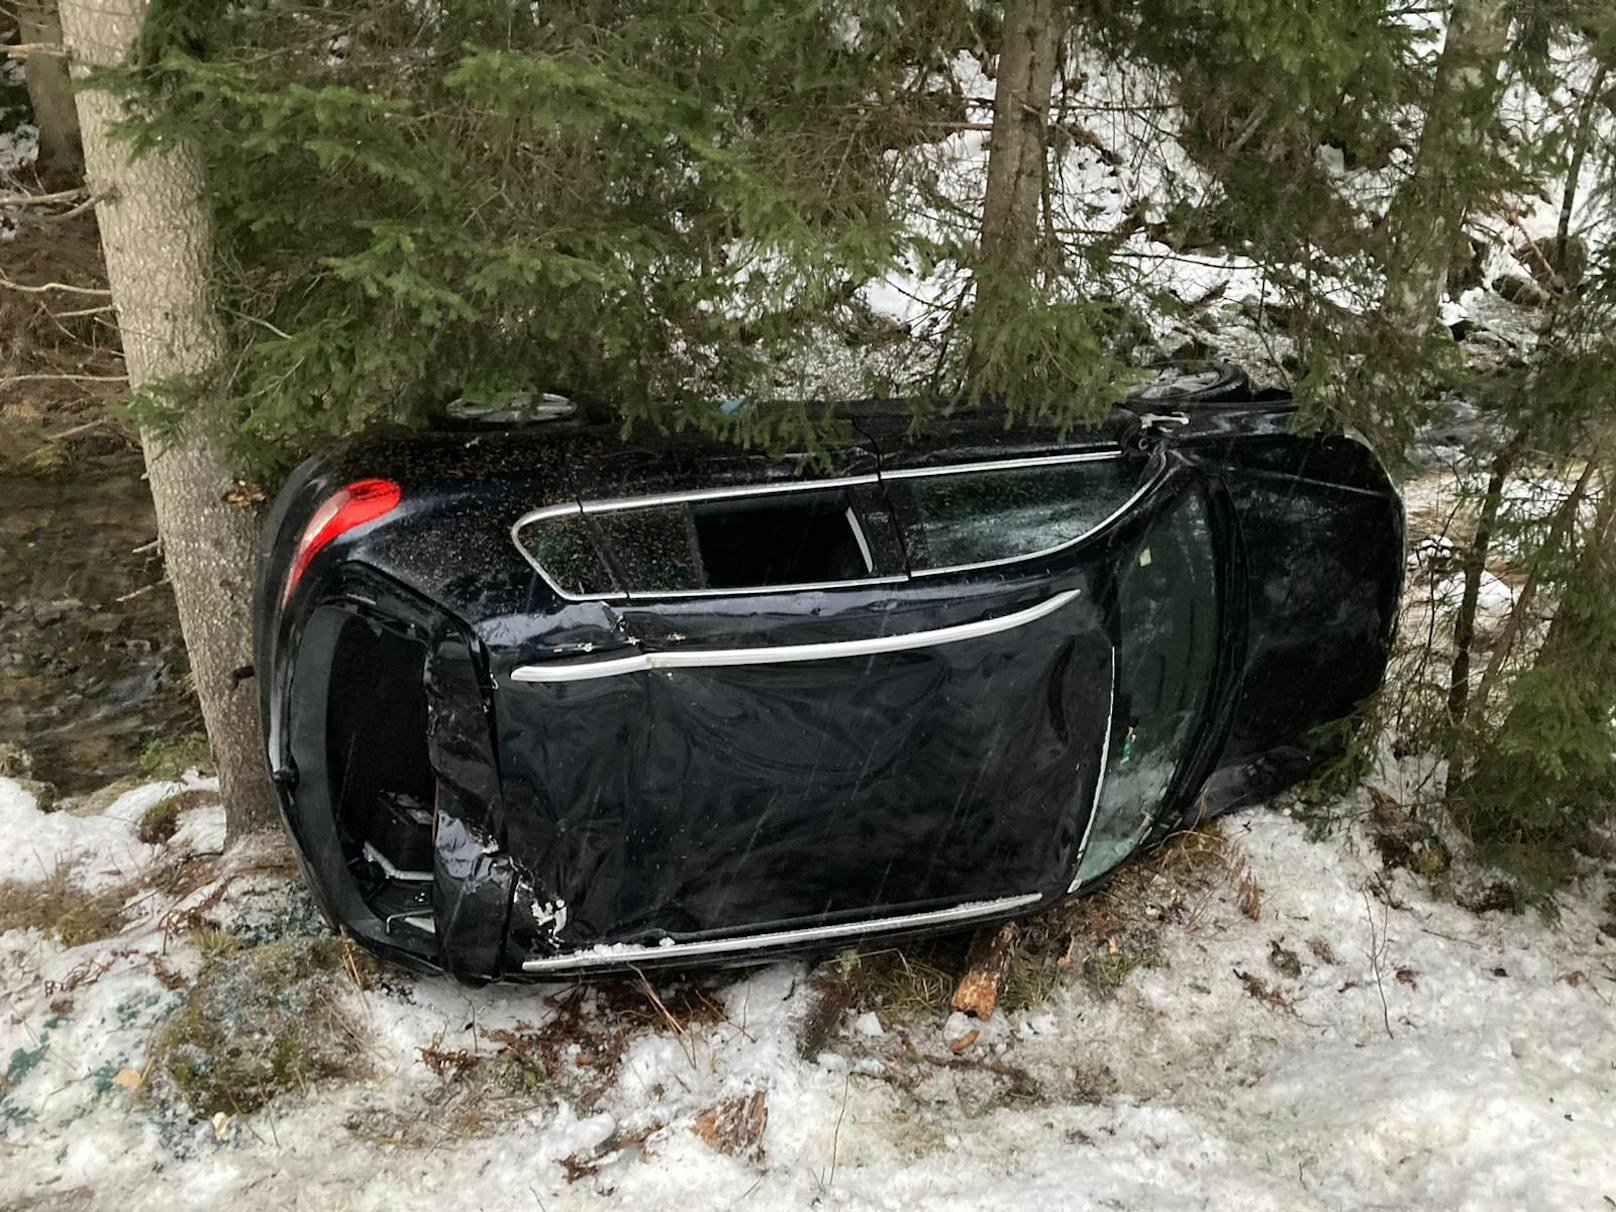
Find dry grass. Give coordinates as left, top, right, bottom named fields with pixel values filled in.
left=350, top=977, right=731, bottom=1151
left=1006, top=822, right=1256, bottom=1005
left=828, top=821, right=1261, bottom=1027
left=0, top=806, right=233, bottom=953
left=0, top=861, right=130, bottom=948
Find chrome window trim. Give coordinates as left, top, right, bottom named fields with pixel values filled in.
left=881, top=450, right=1120, bottom=479
left=626, top=574, right=909, bottom=601
left=512, top=587, right=1082, bottom=683
left=1068, top=643, right=1118, bottom=893
left=510, top=449, right=1147, bottom=601
left=580, top=474, right=881, bottom=515
left=520, top=892, right=1043, bottom=973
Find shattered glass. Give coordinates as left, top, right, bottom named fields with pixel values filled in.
left=515, top=512, right=619, bottom=596
left=905, top=460, right=1137, bottom=569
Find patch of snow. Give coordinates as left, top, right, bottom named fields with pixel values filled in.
left=0, top=121, right=36, bottom=175
left=0, top=768, right=1611, bottom=1210
left=0, top=774, right=215, bottom=890
left=851, top=1010, right=884, bottom=1038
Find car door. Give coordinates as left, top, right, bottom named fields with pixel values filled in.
left=498, top=432, right=1163, bottom=950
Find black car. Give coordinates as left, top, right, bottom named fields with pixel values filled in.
left=253, top=369, right=1403, bottom=981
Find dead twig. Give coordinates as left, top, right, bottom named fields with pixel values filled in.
left=631, top=967, right=696, bottom=1068
left=1362, top=886, right=1395, bottom=1040
left=0, top=372, right=128, bottom=386
left=115, top=582, right=163, bottom=604
left=0, top=270, right=112, bottom=297
left=42, top=418, right=111, bottom=444
left=4, top=41, right=67, bottom=58
left=821, top=1070, right=851, bottom=1198
left=0, top=187, right=88, bottom=207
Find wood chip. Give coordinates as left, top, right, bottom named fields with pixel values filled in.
left=112, top=1066, right=143, bottom=1091
left=947, top=1028, right=980, bottom=1054
left=693, top=1090, right=768, bottom=1156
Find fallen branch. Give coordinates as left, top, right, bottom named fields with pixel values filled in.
left=3, top=41, right=67, bottom=58
left=0, top=187, right=88, bottom=208
left=35, top=194, right=109, bottom=224
left=0, top=270, right=112, bottom=297
left=0, top=372, right=128, bottom=386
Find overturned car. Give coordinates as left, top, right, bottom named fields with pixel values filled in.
left=254, top=368, right=1403, bottom=981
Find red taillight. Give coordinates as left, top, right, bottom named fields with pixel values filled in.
left=282, top=478, right=402, bottom=603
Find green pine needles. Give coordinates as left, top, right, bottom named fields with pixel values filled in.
left=110, top=1, right=1137, bottom=472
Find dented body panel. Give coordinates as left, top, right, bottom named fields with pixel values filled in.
left=254, top=395, right=1403, bottom=980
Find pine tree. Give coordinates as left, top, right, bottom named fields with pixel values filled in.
left=61, top=0, right=278, bottom=839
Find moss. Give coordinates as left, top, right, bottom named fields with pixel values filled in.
left=135, top=789, right=215, bottom=844
left=136, top=732, right=213, bottom=780
left=137, top=799, right=181, bottom=845
left=160, top=937, right=371, bottom=1117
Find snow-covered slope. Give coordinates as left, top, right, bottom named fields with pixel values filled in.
left=1, top=774, right=1610, bottom=1210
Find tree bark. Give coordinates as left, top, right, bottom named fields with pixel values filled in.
left=18, top=0, right=82, bottom=182
left=61, top=0, right=278, bottom=839
left=1446, top=435, right=1521, bottom=724
left=1381, top=0, right=1511, bottom=323
left=980, top=0, right=1057, bottom=276
left=970, top=0, right=1058, bottom=376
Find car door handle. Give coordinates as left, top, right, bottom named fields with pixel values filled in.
left=510, top=587, right=1083, bottom=684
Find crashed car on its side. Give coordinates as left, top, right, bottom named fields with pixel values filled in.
left=253, top=366, right=1403, bottom=981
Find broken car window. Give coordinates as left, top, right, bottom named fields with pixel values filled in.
left=896, top=459, right=1138, bottom=571
left=515, top=511, right=620, bottom=597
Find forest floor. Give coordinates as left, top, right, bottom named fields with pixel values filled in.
left=0, top=767, right=1612, bottom=1211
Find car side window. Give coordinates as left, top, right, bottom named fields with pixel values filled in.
left=890, top=458, right=1139, bottom=572
left=516, top=484, right=897, bottom=598
left=516, top=511, right=622, bottom=598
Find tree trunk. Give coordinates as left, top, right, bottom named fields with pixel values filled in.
left=1381, top=0, right=1511, bottom=323
left=61, top=0, right=278, bottom=839
left=18, top=0, right=82, bottom=182
left=970, top=0, right=1058, bottom=376
left=1446, top=435, right=1521, bottom=724
left=980, top=0, right=1057, bottom=276
left=1460, top=468, right=1616, bottom=813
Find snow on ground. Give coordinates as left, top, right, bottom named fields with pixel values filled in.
left=1, top=772, right=1611, bottom=1211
